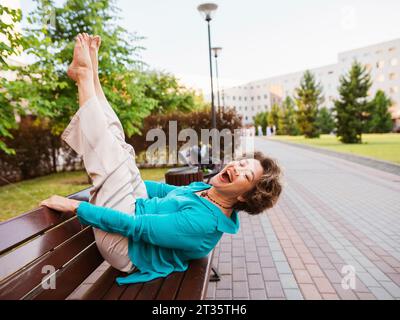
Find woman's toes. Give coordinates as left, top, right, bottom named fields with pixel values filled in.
left=89, top=36, right=97, bottom=49
left=77, top=34, right=83, bottom=45
left=94, top=35, right=101, bottom=48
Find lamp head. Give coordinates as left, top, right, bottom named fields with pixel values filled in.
left=197, top=3, right=218, bottom=21
left=212, top=46, right=222, bottom=58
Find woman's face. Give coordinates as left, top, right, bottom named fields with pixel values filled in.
left=210, top=158, right=264, bottom=202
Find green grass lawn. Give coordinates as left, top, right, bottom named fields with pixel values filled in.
left=0, top=167, right=168, bottom=222
left=272, top=133, right=400, bottom=164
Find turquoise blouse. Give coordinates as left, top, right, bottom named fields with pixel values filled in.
left=76, top=180, right=240, bottom=285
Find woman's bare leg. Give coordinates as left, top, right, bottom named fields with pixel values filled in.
left=88, top=34, right=126, bottom=145
left=62, top=34, right=146, bottom=272
left=63, top=33, right=146, bottom=200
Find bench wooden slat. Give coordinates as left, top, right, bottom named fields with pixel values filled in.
left=28, top=242, right=104, bottom=300
left=0, top=227, right=96, bottom=300
left=0, top=207, right=75, bottom=256
left=0, top=188, right=91, bottom=256
left=119, top=283, right=144, bottom=300
left=155, top=271, right=185, bottom=300
left=0, top=217, right=82, bottom=282
left=176, top=254, right=213, bottom=300
left=135, top=277, right=164, bottom=300
left=102, top=280, right=129, bottom=300
left=75, top=266, right=121, bottom=300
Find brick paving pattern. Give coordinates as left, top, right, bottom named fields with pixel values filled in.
left=206, top=137, right=400, bottom=300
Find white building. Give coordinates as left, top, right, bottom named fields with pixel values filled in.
left=223, top=39, right=400, bottom=127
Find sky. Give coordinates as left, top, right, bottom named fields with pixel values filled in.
left=19, top=0, right=400, bottom=94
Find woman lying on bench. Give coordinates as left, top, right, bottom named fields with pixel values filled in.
left=40, top=33, right=283, bottom=285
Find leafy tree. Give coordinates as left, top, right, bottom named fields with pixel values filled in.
left=316, top=106, right=335, bottom=134
left=295, top=70, right=323, bottom=138
left=143, top=71, right=206, bottom=114
left=364, top=90, right=393, bottom=133
left=0, top=4, right=25, bottom=154
left=11, top=0, right=156, bottom=138
left=278, top=96, right=299, bottom=135
left=334, top=61, right=372, bottom=143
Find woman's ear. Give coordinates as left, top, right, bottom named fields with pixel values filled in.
left=237, top=195, right=246, bottom=203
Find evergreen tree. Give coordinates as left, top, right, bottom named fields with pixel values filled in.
left=253, top=111, right=269, bottom=133
left=334, top=61, right=372, bottom=143
left=294, top=70, right=323, bottom=138
left=268, top=103, right=280, bottom=133
left=316, top=106, right=335, bottom=134
left=364, top=90, right=393, bottom=133
left=278, top=96, right=299, bottom=135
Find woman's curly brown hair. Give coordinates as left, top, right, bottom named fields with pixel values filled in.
left=233, top=151, right=283, bottom=215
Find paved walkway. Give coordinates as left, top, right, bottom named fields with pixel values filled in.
left=206, top=137, right=400, bottom=300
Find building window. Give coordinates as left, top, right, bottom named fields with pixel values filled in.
left=251, top=106, right=254, bottom=111
left=257, top=96, right=261, bottom=100
left=251, top=97, right=254, bottom=101
left=238, top=96, right=242, bottom=101
left=264, top=94, right=268, bottom=99
left=377, top=74, right=385, bottom=82
left=389, top=73, right=397, bottom=80
left=245, top=116, right=248, bottom=121
left=232, top=96, right=236, bottom=100
left=265, top=105, right=268, bottom=109
left=245, top=106, right=248, bottom=111
left=244, top=97, right=247, bottom=101
left=390, top=86, right=398, bottom=94
left=391, top=58, right=398, bottom=66
left=376, top=60, right=385, bottom=69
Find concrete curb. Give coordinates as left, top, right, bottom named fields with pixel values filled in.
left=268, top=138, right=400, bottom=177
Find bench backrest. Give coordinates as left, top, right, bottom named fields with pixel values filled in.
left=0, top=188, right=102, bottom=300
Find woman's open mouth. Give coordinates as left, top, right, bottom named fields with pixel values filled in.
left=219, top=169, right=232, bottom=184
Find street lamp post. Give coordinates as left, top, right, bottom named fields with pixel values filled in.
left=212, top=47, right=222, bottom=116
left=197, top=3, right=218, bottom=129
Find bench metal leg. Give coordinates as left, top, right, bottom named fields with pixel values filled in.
left=209, top=265, right=221, bottom=282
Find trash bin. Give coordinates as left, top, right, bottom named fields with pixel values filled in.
left=164, top=166, right=204, bottom=186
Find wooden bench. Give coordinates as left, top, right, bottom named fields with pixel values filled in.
left=0, top=186, right=214, bottom=300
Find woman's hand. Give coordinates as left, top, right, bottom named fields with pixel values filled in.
left=40, top=195, right=81, bottom=214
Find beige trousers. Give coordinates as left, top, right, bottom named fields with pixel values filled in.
left=62, top=96, right=148, bottom=272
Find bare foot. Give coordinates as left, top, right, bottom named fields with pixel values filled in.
left=89, top=35, right=101, bottom=78
left=67, top=33, right=93, bottom=83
